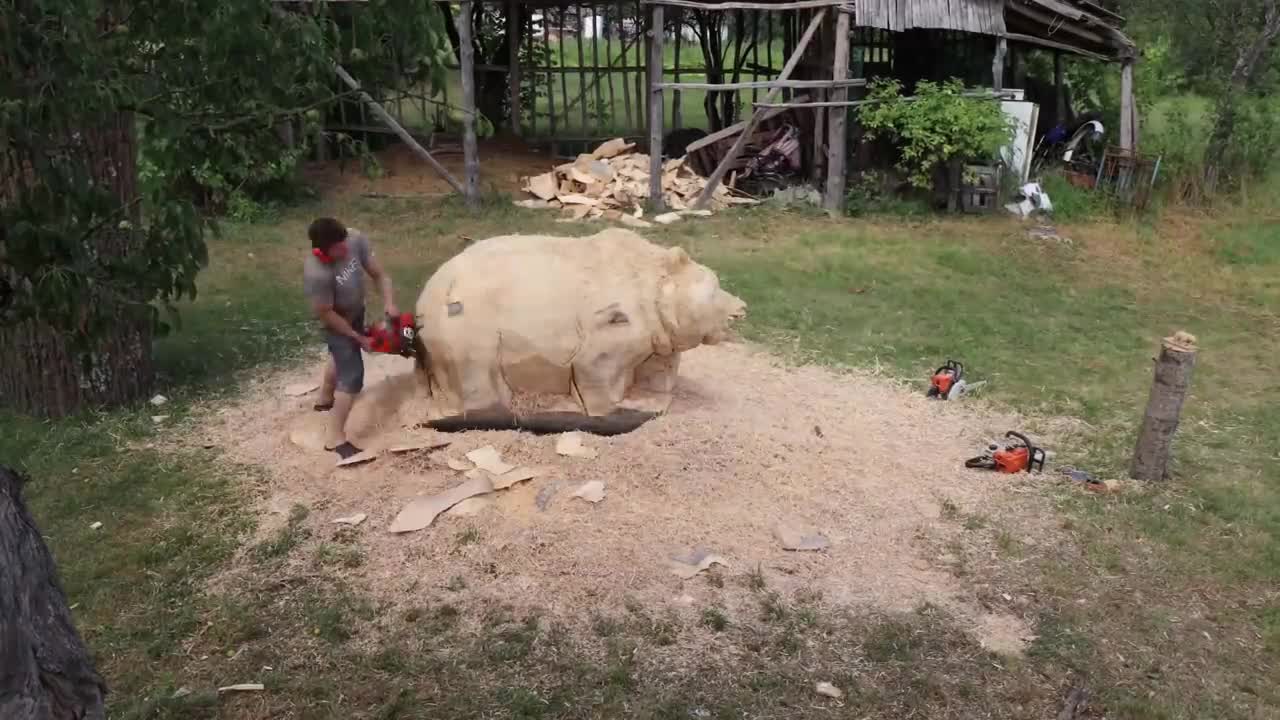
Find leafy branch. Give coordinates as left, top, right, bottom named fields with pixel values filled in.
left=857, top=78, right=1016, bottom=190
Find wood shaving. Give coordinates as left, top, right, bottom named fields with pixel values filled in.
left=334, top=513, right=367, bottom=526
left=466, top=446, right=515, bottom=474
left=555, top=432, right=598, bottom=459
left=389, top=475, right=494, bottom=533
left=570, top=480, right=605, bottom=504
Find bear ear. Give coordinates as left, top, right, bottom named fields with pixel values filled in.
left=666, top=246, right=691, bottom=268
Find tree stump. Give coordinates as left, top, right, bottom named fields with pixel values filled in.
left=1130, top=331, right=1199, bottom=481
left=0, top=466, right=107, bottom=720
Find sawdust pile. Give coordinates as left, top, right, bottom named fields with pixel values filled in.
left=199, top=342, right=1045, bottom=655
left=515, top=138, right=759, bottom=226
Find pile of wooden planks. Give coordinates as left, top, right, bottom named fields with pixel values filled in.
left=516, top=138, right=758, bottom=226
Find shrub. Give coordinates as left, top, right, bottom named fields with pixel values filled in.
left=857, top=78, right=1017, bottom=190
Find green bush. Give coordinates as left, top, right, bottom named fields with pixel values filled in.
left=857, top=78, right=1017, bottom=190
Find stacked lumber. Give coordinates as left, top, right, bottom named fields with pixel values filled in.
left=515, top=137, right=758, bottom=227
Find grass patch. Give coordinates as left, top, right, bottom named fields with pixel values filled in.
left=7, top=187, right=1280, bottom=718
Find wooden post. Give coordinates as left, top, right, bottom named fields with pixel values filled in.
left=508, top=0, right=522, bottom=136
left=1119, top=59, right=1136, bottom=151
left=695, top=8, right=828, bottom=209
left=334, top=64, right=465, bottom=194
left=1053, top=50, right=1066, bottom=125
left=458, top=0, right=481, bottom=205
left=823, top=7, right=851, bottom=214
left=1130, top=331, right=1198, bottom=482
left=648, top=3, right=666, bottom=209
left=992, top=36, right=1006, bottom=91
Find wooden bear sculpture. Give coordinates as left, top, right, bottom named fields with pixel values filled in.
left=412, top=228, right=746, bottom=435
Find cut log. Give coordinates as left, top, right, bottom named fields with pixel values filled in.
left=0, top=466, right=108, bottom=719
left=1130, top=331, right=1198, bottom=481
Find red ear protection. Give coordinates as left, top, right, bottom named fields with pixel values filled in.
left=312, top=247, right=333, bottom=264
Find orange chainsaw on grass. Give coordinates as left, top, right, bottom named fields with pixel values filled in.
left=965, top=431, right=1047, bottom=474
left=926, top=360, right=985, bottom=400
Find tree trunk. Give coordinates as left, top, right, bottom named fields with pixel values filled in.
left=0, top=113, right=154, bottom=419
left=1204, top=0, right=1280, bottom=191
left=0, top=466, right=108, bottom=720
left=1130, top=332, right=1198, bottom=482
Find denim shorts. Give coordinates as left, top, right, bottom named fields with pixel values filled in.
left=325, top=309, right=365, bottom=394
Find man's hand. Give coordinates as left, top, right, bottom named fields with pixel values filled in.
left=357, top=334, right=375, bottom=353
left=384, top=301, right=400, bottom=318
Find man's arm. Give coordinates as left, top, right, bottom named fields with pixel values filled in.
left=313, top=298, right=373, bottom=350
left=361, top=241, right=398, bottom=316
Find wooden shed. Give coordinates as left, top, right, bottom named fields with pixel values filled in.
left=295, top=0, right=1140, bottom=211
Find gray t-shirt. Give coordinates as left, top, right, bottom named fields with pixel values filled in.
left=303, top=229, right=373, bottom=327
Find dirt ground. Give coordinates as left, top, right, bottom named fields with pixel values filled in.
left=300, top=135, right=559, bottom=199
left=196, top=338, right=1054, bottom=657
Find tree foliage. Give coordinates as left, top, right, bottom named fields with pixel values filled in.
left=0, top=0, right=450, bottom=341
left=857, top=78, right=1016, bottom=190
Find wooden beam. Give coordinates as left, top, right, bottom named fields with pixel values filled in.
left=457, top=0, right=481, bottom=204
left=333, top=64, right=464, bottom=195
left=1000, top=31, right=1113, bottom=63
left=684, top=98, right=807, bottom=154
left=1119, top=59, right=1136, bottom=151
left=694, top=8, right=827, bottom=209
left=1054, top=50, right=1066, bottom=124
left=992, top=36, right=1007, bottom=91
left=658, top=78, right=865, bottom=91
left=508, top=0, right=521, bottom=136
left=648, top=2, right=666, bottom=208
left=823, top=7, right=851, bottom=214
left=644, top=0, right=848, bottom=10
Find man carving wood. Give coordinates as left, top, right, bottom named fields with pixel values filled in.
left=303, top=216, right=399, bottom=459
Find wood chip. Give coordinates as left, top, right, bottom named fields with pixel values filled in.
left=571, top=480, right=606, bottom=503
left=289, top=428, right=325, bottom=451
left=336, top=450, right=378, bottom=468
left=653, top=212, right=682, bottom=225
left=678, top=209, right=713, bottom=217
left=446, top=496, right=493, bottom=517
left=514, top=199, right=554, bottom=209
left=333, top=513, right=367, bottom=526
left=774, top=524, right=831, bottom=552
left=492, top=466, right=543, bottom=490
left=619, top=215, right=653, bottom=229
left=445, top=456, right=473, bottom=471
left=668, top=549, right=728, bottom=579
left=218, top=683, right=265, bottom=693
left=591, top=138, right=635, bottom=159
left=466, top=445, right=515, bottom=474
left=284, top=383, right=319, bottom=397
left=815, top=682, right=843, bottom=699
left=389, top=475, right=494, bottom=533
left=555, top=432, right=598, bottom=459
left=525, top=172, right=558, bottom=200
left=558, top=193, right=599, bottom=206
left=389, top=436, right=451, bottom=454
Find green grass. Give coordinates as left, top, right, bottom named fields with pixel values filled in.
left=4, top=183, right=1279, bottom=717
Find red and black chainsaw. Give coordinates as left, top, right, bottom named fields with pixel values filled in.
left=364, top=312, right=419, bottom=358
left=965, top=431, right=1047, bottom=474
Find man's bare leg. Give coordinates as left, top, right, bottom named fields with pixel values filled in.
left=315, top=356, right=337, bottom=411
left=324, top=391, right=361, bottom=458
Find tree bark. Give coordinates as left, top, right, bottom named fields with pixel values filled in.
left=1130, top=331, right=1198, bottom=482
left=1204, top=0, right=1280, bottom=191
left=0, top=466, right=108, bottom=719
left=457, top=0, right=481, bottom=206
left=0, top=112, right=155, bottom=419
